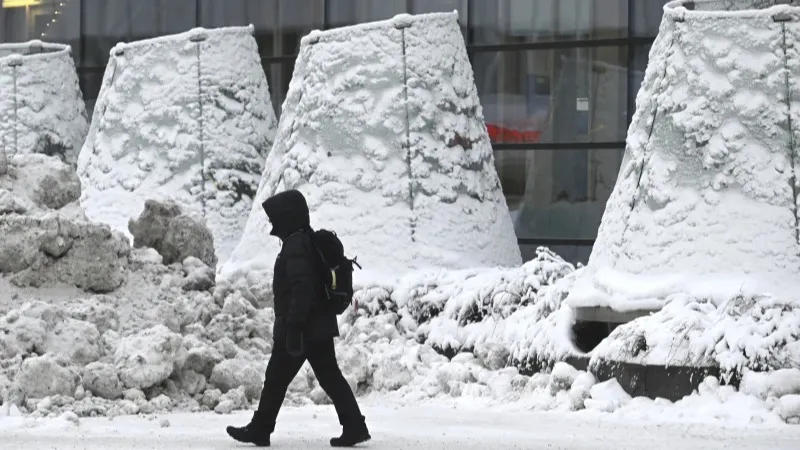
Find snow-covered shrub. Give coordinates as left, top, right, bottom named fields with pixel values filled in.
left=568, top=0, right=800, bottom=312
left=590, top=293, right=800, bottom=379
left=390, top=248, right=575, bottom=358
left=78, top=26, right=277, bottom=260
left=0, top=41, right=88, bottom=165
left=221, top=12, right=520, bottom=295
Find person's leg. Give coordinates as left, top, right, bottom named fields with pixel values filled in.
left=307, top=339, right=370, bottom=446
left=251, top=340, right=306, bottom=432
left=306, top=339, right=362, bottom=425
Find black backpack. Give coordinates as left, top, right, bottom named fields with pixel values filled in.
left=309, top=229, right=360, bottom=314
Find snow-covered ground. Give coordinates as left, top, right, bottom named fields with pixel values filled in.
left=2, top=397, right=798, bottom=449
left=3, top=5, right=800, bottom=449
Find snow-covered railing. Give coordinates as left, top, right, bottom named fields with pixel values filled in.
left=568, top=0, right=800, bottom=312
left=0, top=40, right=88, bottom=166
left=78, top=26, right=278, bottom=261
left=220, top=12, right=521, bottom=295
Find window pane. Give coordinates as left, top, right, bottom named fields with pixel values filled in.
left=264, top=60, right=295, bottom=118
left=474, top=46, right=628, bottom=144
left=495, top=148, right=624, bottom=241
left=631, top=0, right=669, bottom=37
left=470, top=0, right=627, bottom=45
left=82, top=0, right=197, bottom=67
left=200, top=0, right=323, bottom=58
left=1, top=1, right=81, bottom=60
left=78, top=68, right=105, bottom=111
left=629, top=43, right=651, bottom=120
left=409, top=0, right=467, bottom=37
left=325, top=0, right=406, bottom=28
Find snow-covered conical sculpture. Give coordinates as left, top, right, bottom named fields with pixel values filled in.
left=78, top=26, right=277, bottom=260
left=221, top=12, right=520, bottom=291
left=568, top=0, right=800, bottom=311
left=0, top=41, right=88, bottom=165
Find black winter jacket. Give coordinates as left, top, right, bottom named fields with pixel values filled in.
left=262, top=190, right=339, bottom=342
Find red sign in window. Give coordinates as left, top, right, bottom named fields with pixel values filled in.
left=486, top=124, right=541, bottom=143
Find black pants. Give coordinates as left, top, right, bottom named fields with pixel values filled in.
left=253, top=338, right=362, bottom=432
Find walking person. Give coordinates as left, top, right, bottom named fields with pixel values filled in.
left=226, top=190, right=370, bottom=447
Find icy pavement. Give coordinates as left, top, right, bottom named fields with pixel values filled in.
left=1, top=398, right=798, bottom=450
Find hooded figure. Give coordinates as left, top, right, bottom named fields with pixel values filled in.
left=227, top=190, right=370, bottom=447
left=261, top=189, right=337, bottom=342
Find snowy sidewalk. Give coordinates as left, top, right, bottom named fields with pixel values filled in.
left=2, top=401, right=798, bottom=449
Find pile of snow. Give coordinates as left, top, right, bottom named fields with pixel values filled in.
left=129, top=199, right=217, bottom=268
left=220, top=12, right=520, bottom=296
left=0, top=154, right=82, bottom=217
left=568, top=0, right=800, bottom=312
left=0, top=41, right=88, bottom=165
left=0, top=154, right=130, bottom=293
left=78, top=26, right=277, bottom=261
left=0, top=248, right=569, bottom=419
left=2, top=241, right=799, bottom=424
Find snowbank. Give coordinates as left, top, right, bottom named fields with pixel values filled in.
left=568, top=0, right=800, bottom=311
left=220, top=12, right=520, bottom=294
left=78, top=26, right=277, bottom=261
left=0, top=41, right=88, bottom=166
left=2, top=242, right=799, bottom=424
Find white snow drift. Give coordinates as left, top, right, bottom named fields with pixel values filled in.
left=78, top=26, right=277, bottom=260
left=221, top=12, right=521, bottom=294
left=0, top=41, right=88, bottom=165
left=568, top=0, right=800, bottom=312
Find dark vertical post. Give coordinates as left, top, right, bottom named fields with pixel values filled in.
left=466, top=0, right=473, bottom=46
left=79, top=0, right=86, bottom=65
left=626, top=0, right=634, bottom=127
left=195, top=0, right=201, bottom=28
left=0, top=140, right=6, bottom=176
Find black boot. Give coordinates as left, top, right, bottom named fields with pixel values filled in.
left=226, top=422, right=270, bottom=447
left=330, top=417, right=370, bottom=447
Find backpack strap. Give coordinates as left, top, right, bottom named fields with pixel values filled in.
left=307, top=230, right=334, bottom=299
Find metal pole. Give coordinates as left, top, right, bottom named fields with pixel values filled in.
left=0, top=135, right=7, bottom=176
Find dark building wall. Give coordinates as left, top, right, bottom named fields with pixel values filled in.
left=0, top=0, right=669, bottom=265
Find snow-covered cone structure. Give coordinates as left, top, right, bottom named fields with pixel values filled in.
left=568, top=0, right=800, bottom=312
left=78, top=26, right=277, bottom=261
left=0, top=41, right=88, bottom=165
left=221, top=12, right=520, bottom=292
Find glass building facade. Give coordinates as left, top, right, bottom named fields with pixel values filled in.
left=1, top=0, right=670, bottom=264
